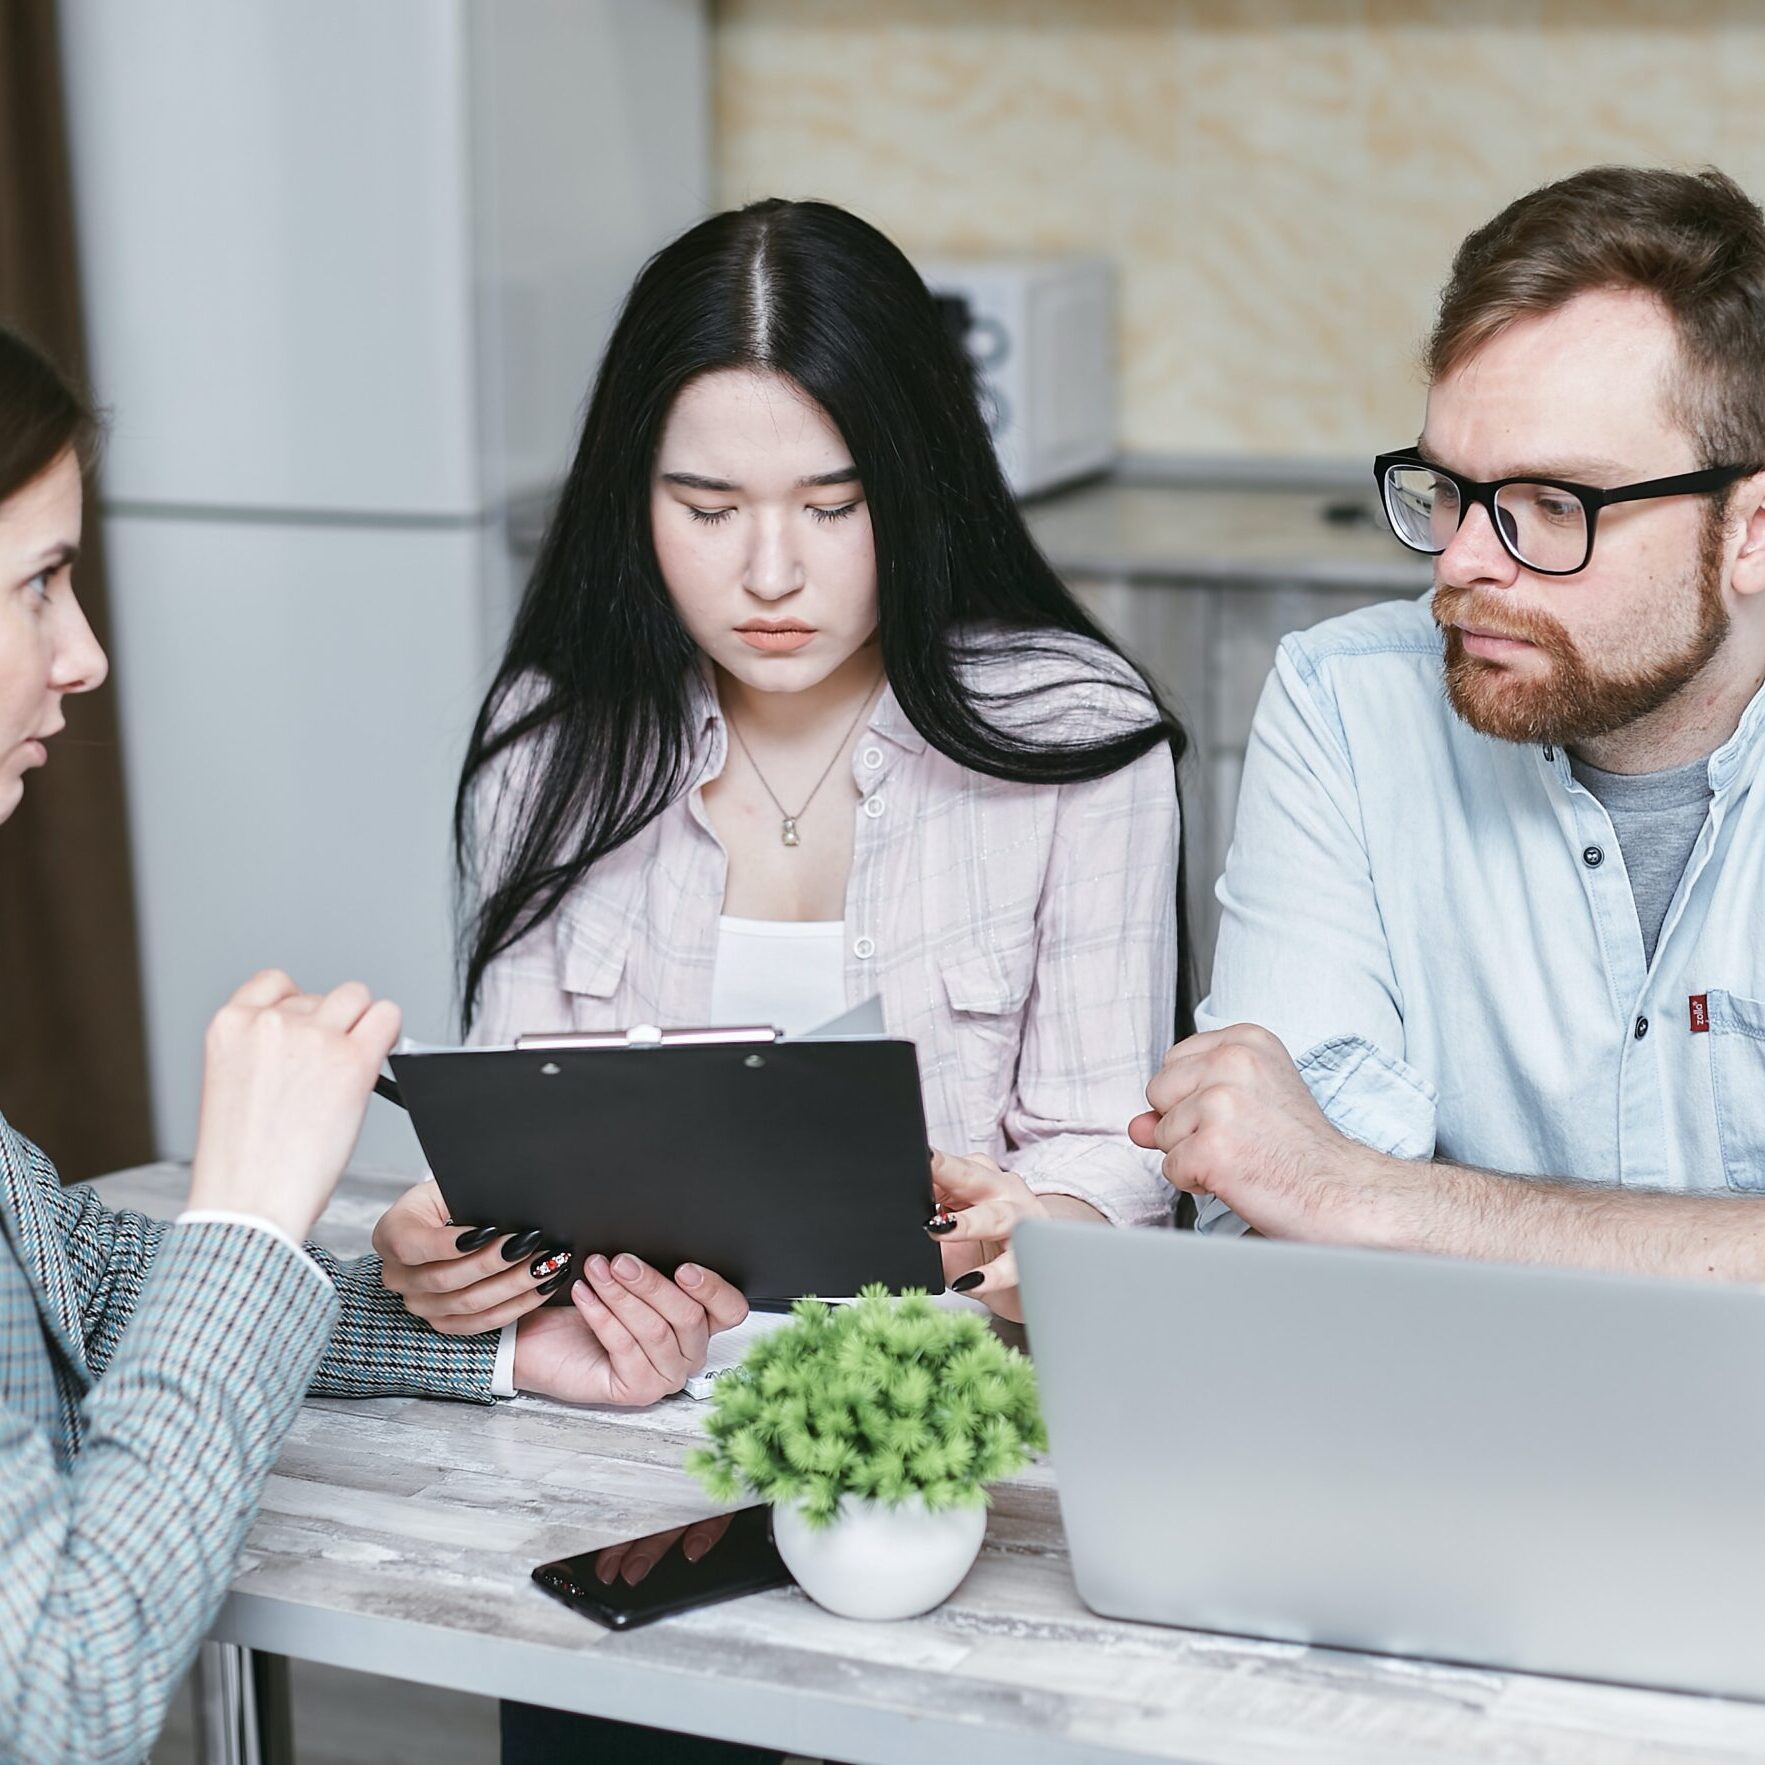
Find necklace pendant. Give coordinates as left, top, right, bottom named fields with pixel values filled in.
left=781, top=816, right=801, bottom=847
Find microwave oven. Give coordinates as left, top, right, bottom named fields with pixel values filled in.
left=917, top=254, right=1116, bottom=499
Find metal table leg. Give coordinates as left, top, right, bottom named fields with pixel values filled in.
left=251, top=1650, right=295, bottom=1765
left=193, top=1643, right=294, bottom=1765
left=193, top=1642, right=257, bottom=1765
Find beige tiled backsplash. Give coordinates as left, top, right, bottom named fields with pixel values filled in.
left=714, top=0, right=1765, bottom=463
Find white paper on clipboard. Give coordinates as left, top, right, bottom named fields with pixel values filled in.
left=793, top=995, right=885, bottom=1041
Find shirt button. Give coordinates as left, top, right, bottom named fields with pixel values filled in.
left=864, top=796, right=886, bottom=819
left=1582, top=845, right=1604, bottom=868
left=860, top=746, right=883, bottom=769
left=1543, top=745, right=1555, bottom=762
left=1634, top=1015, right=1649, bottom=1040
left=853, top=936, right=876, bottom=960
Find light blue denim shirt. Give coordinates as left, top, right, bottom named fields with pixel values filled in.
left=1196, top=594, right=1765, bottom=1234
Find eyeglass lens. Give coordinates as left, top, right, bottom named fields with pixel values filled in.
left=1383, top=465, right=1589, bottom=572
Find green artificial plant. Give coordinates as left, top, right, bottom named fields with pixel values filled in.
left=686, top=1286, right=1047, bottom=1529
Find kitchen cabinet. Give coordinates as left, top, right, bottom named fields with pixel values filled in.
left=1025, top=476, right=1431, bottom=982
left=1069, top=574, right=1394, bottom=978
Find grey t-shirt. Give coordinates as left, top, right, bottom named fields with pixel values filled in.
left=1569, top=752, right=1712, bottom=964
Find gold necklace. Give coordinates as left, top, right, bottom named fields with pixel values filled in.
left=724, top=675, right=884, bottom=847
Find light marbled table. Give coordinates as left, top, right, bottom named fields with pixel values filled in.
left=98, top=1163, right=1765, bottom=1765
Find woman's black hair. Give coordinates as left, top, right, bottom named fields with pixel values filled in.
left=457, top=199, right=1193, bottom=1032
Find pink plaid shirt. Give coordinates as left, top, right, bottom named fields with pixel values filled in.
left=471, top=638, right=1180, bottom=1227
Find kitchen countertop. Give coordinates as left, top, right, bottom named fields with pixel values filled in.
left=505, top=471, right=1435, bottom=594
left=1021, top=475, right=1434, bottom=590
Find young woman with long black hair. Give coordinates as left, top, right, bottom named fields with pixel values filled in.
left=371, top=195, right=1188, bottom=1372
left=371, top=195, right=1190, bottom=1764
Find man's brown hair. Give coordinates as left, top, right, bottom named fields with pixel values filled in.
left=1428, top=165, right=1765, bottom=470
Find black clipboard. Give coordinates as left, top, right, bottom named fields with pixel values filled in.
left=386, top=1024, right=945, bottom=1301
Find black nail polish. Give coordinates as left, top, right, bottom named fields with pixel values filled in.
left=502, top=1229, right=544, bottom=1261
left=454, top=1225, right=498, bottom=1252
left=530, top=1248, right=571, bottom=1281
left=925, top=1211, right=957, bottom=1235
left=537, top=1271, right=570, bottom=1295
left=950, top=1270, right=984, bottom=1293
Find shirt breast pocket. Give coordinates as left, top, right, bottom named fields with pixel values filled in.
left=1706, top=990, right=1765, bottom=1192
left=940, top=940, right=1036, bottom=1137
left=552, top=892, right=634, bottom=1019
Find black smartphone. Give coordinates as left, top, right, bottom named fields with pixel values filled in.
left=531, top=1506, right=791, bottom=1631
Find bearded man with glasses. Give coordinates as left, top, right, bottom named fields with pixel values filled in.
left=1127, top=165, right=1765, bottom=1276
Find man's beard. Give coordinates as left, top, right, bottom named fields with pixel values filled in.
left=1432, top=519, right=1729, bottom=747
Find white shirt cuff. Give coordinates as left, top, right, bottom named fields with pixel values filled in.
left=176, top=1209, right=332, bottom=1294
left=492, top=1321, right=518, bottom=1398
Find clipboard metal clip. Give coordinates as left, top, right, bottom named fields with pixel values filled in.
left=514, top=1023, right=782, bottom=1052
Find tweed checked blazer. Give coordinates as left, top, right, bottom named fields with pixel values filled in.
left=0, top=1113, right=496, bottom=1764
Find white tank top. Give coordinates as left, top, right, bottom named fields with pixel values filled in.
left=709, top=916, right=846, bottom=1035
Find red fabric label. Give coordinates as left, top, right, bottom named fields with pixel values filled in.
left=1689, top=994, right=1710, bottom=1034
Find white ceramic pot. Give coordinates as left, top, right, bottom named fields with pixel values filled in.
left=772, top=1494, right=986, bottom=1620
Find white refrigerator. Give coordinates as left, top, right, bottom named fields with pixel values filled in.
left=59, top=0, right=711, bottom=1171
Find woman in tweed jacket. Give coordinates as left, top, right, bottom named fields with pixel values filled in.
left=372, top=200, right=1191, bottom=1363
left=0, top=326, right=728, bottom=1764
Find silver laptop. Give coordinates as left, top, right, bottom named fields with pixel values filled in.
left=1015, top=1218, right=1765, bottom=1701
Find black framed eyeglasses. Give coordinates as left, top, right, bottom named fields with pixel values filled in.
left=1373, top=450, right=1755, bottom=577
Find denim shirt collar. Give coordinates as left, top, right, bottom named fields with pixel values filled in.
left=1707, top=673, right=1765, bottom=794
left=1537, top=673, right=1765, bottom=798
